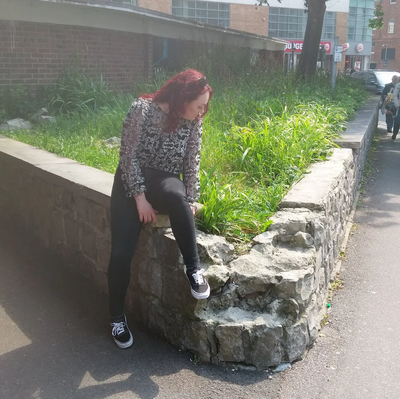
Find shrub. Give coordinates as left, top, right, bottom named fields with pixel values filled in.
left=0, top=85, right=48, bottom=123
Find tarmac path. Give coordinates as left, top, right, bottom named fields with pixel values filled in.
left=276, top=117, right=400, bottom=398
left=2, top=117, right=400, bottom=399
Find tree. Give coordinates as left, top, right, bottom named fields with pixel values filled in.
left=368, top=3, right=384, bottom=30
left=258, top=0, right=327, bottom=78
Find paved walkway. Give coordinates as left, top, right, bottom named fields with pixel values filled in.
left=276, top=116, right=400, bottom=398
left=2, top=116, right=400, bottom=399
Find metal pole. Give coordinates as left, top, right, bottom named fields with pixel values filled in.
left=291, top=41, right=295, bottom=70
left=385, top=46, right=388, bottom=66
left=331, top=36, right=339, bottom=91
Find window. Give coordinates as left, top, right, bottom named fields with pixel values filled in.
left=347, top=0, right=374, bottom=41
left=388, top=48, right=396, bottom=59
left=381, top=48, right=396, bottom=60
left=388, top=19, right=395, bottom=34
left=268, top=8, right=336, bottom=40
left=172, top=1, right=230, bottom=28
left=390, top=0, right=396, bottom=4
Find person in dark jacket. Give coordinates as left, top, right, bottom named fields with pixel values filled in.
left=382, top=75, right=399, bottom=133
left=391, top=80, right=400, bottom=140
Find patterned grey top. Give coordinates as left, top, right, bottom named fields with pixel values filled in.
left=119, top=97, right=203, bottom=203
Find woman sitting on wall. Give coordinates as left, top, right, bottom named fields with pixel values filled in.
left=107, top=69, right=213, bottom=349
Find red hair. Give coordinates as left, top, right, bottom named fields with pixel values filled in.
left=140, top=69, right=213, bottom=132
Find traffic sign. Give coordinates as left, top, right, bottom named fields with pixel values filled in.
left=334, top=46, right=342, bottom=63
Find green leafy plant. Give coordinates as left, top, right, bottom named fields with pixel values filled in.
left=0, top=85, right=48, bottom=123
left=2, top=59, right=368, bottom=246
left=368, top=3, right=384, bottom=30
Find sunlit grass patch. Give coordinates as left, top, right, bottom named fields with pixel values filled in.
left=2, top=67, right=369, bottom=245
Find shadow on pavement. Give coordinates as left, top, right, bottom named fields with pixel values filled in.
left=0, top=229, right=274, bottom=399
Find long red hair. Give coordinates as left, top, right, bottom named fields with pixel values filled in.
left=141, top=69, right=213, bottom=132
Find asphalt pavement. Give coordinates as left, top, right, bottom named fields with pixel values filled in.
left=1, top=114, right=400, bottom=399
left=276, top=113, right=400, bottom=398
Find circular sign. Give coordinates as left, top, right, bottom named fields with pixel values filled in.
left=342, top=43, right=349, bottom=52
left=356, top=43, right=364, bottom=53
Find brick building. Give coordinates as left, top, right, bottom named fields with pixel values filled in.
left=134, top=0, right=375, bottom=73
left=370, top=1, right=400, bottom=71
left=0, top=0, right=285, bottom=89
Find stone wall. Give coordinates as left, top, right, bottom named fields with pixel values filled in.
left=0, top=98, right=378, bottom=370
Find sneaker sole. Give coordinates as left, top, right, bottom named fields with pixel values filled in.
left=191, top=286, right=210, bottom=300
left=113, top=333, right=133, bottom=349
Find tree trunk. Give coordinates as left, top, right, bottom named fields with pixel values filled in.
left=297, top=0, right=327, bottom=78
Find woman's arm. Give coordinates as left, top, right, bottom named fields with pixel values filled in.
left=182, top=120, right=203, bottom=204
left=119, top=99, right=157, bottom=223
left=119, top=99, right=147, bottom=197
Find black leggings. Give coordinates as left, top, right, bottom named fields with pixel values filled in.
left=107, top=166, right=200, bottom=320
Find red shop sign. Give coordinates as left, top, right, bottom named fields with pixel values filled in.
left=285, top=41, right=332, bottom=54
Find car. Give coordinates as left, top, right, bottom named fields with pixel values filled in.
left=350, top=69, right=400, bottom=94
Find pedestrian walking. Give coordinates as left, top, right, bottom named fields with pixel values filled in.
left=381, top=75, right=399, bottom=133
left=391, top=80, right=400, bottom=140
left=107, top=69, right=213, bottom=349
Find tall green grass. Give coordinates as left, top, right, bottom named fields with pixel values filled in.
left=2, top=66, right=369, bottom=244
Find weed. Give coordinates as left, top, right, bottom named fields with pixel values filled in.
left=320, top=313, right=330, bottom=328
left=190, top=354, right=202, bottom=366
left=350, top=223, right=358, bottom=235
left=331, top=277, right=344, bottom=291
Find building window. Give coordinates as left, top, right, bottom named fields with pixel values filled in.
left=381, top=48, right=396, bottom=60
left=111, top=0, right=137, bottom=5
left=388, top=19, right=395, bottom=34
left=268, top=8, right=336, bottom=40
left=347, top=0, right=374, bottom=42
left=390, top=0, right=396, bottom=4
left=172, top=1, right=230, bottom=28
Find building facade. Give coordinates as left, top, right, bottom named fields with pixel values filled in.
left=0, top=0, right=285, bottom=88
left=136, top=0, right=375, bottom=72
left=370, top=0, right=400, bottom=72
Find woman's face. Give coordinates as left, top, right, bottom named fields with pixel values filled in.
left=182, top=91, right=210, bottom=121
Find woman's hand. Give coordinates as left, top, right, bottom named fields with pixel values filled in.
left=190, top=205, right=196, bottom=216
left=134, top=193, right=158, bottom=224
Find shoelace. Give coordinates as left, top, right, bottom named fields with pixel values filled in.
left=111, top=321, right=126, bottom=337
left=192, top=269, right=205, bottom=285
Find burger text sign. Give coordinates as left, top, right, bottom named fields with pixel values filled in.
left=285, top=41, right=332, bottom=53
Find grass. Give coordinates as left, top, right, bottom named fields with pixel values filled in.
left=1, top=65, right=369, bottom=245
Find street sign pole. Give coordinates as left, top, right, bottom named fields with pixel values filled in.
left=331, top=36, right=340, bottom=91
